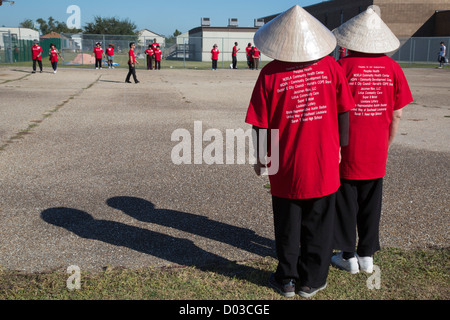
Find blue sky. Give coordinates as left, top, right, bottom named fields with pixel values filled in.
left=0, top=0, right=325, bottom=36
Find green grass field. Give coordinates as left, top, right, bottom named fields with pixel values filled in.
left=0, top=248, right=448, bottom=300
left=1, top=52, right=270, bottom=70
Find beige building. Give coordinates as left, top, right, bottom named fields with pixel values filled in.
left=262, top=0, right=450, bottom=38
left=138, top=29, right=165, bottom=48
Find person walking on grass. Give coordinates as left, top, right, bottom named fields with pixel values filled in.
left=438, top=41, right=447, bottom=69
left=246, top=5, right=355, bottom=299
left=31, top=40, right=43, bottom=73
left=125, top=42, right=140, bottom=84
left=49, top=43, right=63, bottom=74
left=331, top=7, right=413, bottom=275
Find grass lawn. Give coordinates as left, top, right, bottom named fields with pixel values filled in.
left=1, top=54, right=270, bottom=70
left=0, top=247, right=448, bottom=300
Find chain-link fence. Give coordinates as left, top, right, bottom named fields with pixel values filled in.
left=0, top=30, right=34, bottom=64
left=56, top=33, right=270, bottom=69
left=391, top=37, right=450, bottom=65
left=1, top=31, right=449, bottom=69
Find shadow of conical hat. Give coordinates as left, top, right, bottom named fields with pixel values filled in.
left=254, top=5, right=336, bottom=62
left=333, top=7, right=400, bottom=54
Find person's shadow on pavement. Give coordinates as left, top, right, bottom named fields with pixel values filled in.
left=40, top=205, right=272, bottom=286
left=106, top=196, right=275, bottom=258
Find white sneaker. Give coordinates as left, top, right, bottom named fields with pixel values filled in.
left=331, top=252, right=359, bottom=274
left=357, top=255, right=374, bottom=273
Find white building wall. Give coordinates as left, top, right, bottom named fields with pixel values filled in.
left=0, top=27, right=40, bottom=48
left=138, top=29, right=165, bottom=48
left=187, top=29, right=271, bottom=62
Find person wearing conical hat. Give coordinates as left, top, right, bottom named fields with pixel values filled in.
left=330, top=7, right=413, bottom=275
left=245, top=5, right=355, bottom=298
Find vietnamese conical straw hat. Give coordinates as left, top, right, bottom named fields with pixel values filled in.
left=333, top=7, right=400, bottom=54
left=254, top=5, right=336, bottom=62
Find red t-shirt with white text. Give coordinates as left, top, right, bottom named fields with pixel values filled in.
left=106, top=47, right=114, bottom=56
left=145, top=48, right=154, bottom=56
left=32, top=45, right=43, bottom=60
left=154, top=49, right=162, bottom=61
left=246, top=56, right=356, bottom=199
left=211, top=49, right=219, bottom=60
left=50, top=48, right=58, bottom=63
left=338, top=53, right=413, bottom=180
left=93, top=47, right=103, bottom=59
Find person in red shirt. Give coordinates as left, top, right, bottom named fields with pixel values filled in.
left=151, top=38, right=159, bottom=51
left=251, top=46, right=260, bottom=70
left=31, top=40, right=43, bottom=73
left=246, top=5, right=355, bottom=298
left=232, top=42, right=240, bottom=69
left=154, top=45, right=162, bottom=70
left=246, top=43, right=253, bottom=69
left=125, top=42, right=139, bottom=83
left=338, top=47, right=346, bottom=59
left=49, top=43, right=63, bottom=74
left=144, top=45, right=154, bottom=70
left=211, top=44, right=219, bottom=70
left=331, top=8, right=413, bottom=274
left=93, top=42, right=106, bottom=69
left=106, top=44, right=115, bottom=69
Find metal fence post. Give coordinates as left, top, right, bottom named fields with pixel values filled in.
left=8, top=30, right=13, bottom=64
left=409, top=38, right=413, bottom=66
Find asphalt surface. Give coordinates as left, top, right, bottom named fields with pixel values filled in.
left=0, top=66, right=448, bottom=273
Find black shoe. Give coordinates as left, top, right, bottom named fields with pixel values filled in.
left=32, top=71, right=36, bottom=74
left=298, top=283, right=327, bottom=298
left=135, top=80, right=140, bottom=84
left=125, top=80, right=132, bottom=83
left=268, top=274, right=296, bottom=298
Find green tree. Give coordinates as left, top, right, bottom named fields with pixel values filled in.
left=173, top=29, right=182, bottom=37
left=19, top=19, right=38, bottom=31
left=35, top=17, right=82, bottom=34
left=83, top=16, right=137, bottom=35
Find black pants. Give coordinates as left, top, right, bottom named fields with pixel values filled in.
left=126, top=62, right=138, bottom=83
left=334, top=178, right=383, bottom=257
left=155, top=60, right=161, bottom=70
left=232, top=56, right=237, bottom=69
left=212, top=59, right=218, bottom=70
left=95, top=58, right=102, bottom=68
left=51, top=61, right=58, bottom=71
left=147, top=55, right=153, bottom=70
left=33, top=59, right=43, bottom=72
left=272, top=193, right=336, bottom=288
left=247, top=57, right=254, bottom=69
